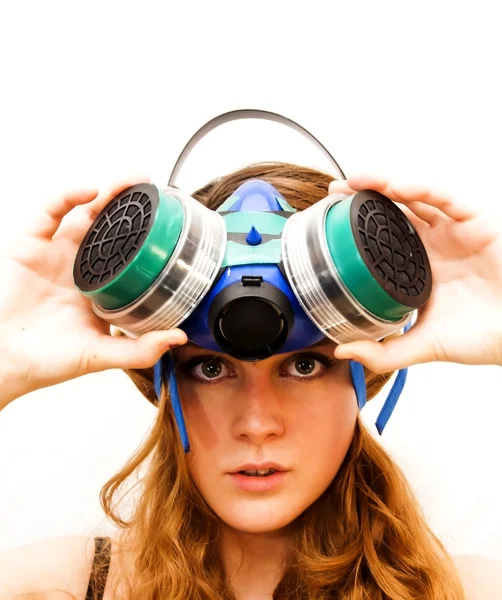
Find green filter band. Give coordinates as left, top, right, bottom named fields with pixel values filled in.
left=324, top=198, right=410, bottom=321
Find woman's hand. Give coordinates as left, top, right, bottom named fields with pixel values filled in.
left=0, top=176, right=187, bottom=404
left=328, top=175, right=502, bottom=373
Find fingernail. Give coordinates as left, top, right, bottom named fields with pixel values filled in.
left=166, top=336, right=187, bottom=348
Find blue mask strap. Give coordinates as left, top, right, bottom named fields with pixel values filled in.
left=350, top=360, right=367, bottom=411
left=153, top=358, right=163, bottom=398
left=350, top=321, right=412, bottom=435
left=153, top=355, right=191, bottom=453
left=375, top=366, right=408, bottom=434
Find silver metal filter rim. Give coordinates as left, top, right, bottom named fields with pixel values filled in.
left=281, top=193, right=412, bottom=344
left=91, top=187, right=227, bottom=338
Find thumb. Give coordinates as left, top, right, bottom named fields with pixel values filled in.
left=328, top=179, right=356, bottom=196
left=91, top=328, right=188, bottom=372
left=334, top=331, right=432, bottom=373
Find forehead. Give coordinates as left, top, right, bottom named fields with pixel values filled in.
left=179, top=337, right=336, bottom=354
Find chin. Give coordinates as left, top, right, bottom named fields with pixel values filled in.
left=214, top=496, right=304, bottom=534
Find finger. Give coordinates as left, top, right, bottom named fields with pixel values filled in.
left=333, top=330, right=433, bottom=373
left=399, top=201, right=444, bottom=228
left=55, top=174, right=152, bottom=244
left=396, top=203, right=430, bottom=232
left=344, top=174, right=476, bottom=222
left=27, top=188, right=99, bottom=240
left=331, top=177, right=443, bottom=227
left=91, top=328, right=188, bottom=373
left=84, top=174, right=151, bottom=222
left=328, top=179, right=356, bottom=196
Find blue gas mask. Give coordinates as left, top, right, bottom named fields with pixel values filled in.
left=73, top=110, right=431, bottom=453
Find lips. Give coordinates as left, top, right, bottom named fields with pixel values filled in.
left=229, top=462, right=287, bottom=474
left=229, top=470, right=287, bottom=491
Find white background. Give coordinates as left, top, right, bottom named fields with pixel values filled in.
left=0, top=0, right=501, bottom=559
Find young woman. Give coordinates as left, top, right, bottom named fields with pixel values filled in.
left=1, top=163, right=501, bottom=599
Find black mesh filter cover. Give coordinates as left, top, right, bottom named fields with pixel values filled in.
left=350, top=190, right=432, bottom=308
left=74, top=183, right=157, bottom=292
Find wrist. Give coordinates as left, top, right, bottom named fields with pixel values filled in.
left=0, top=344, right=30, bottom=411
left=0, top=367, right=22, bottom=411
left=496, top=323, right=502, bottom=367
left=495, top=340, right=502, bottom=368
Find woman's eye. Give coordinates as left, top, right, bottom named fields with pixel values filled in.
left=282, top=355, right=333, bottom=379
left=190, top=358, right=230, bottom=382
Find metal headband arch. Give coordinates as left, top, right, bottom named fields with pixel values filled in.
left=167, top=109, right=347, bottom=188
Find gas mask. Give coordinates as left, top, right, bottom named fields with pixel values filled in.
left=73, top=110, right=431, bottom=452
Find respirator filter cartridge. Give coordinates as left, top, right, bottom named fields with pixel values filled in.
left=282, top=189, right=432, bottom=343
left=73, top=183, right=226, bottom=337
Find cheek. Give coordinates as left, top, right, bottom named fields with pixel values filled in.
left=290, top=379, right=357, bottom=478
left=177, top=382, right=231, bottom=453
left=179, top=387, right=242, bottom=514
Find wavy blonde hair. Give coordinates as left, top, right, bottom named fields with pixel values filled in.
left=86, top=163, right=465, bottom=599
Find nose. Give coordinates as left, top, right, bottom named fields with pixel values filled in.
left=231, top=369, right=286, bottom=445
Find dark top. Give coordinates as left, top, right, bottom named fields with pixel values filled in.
left=85, top=536, right=111, bottom=600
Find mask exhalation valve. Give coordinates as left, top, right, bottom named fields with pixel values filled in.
left=208, top=275, right=294, bottom=360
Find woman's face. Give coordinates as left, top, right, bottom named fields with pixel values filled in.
left=175, top=339, right=357, bottom=533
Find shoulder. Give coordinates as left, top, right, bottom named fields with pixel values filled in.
left=453, top=554, right=502, bottom=599
left=0, top=534, right=118, bottom=600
